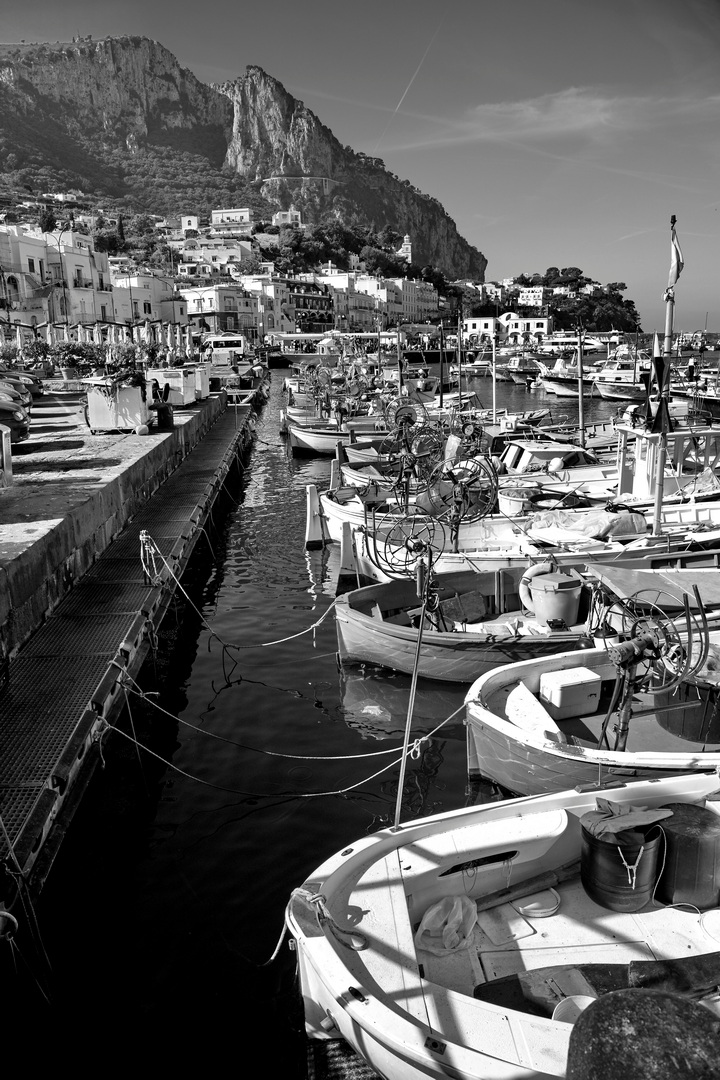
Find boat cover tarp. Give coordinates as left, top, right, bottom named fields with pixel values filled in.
left=580, top=798, right=674, bottom=839
left=528, top=509, right=647, bottom=543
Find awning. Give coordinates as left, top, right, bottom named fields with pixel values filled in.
left=585, top=563, right=720, bottom=609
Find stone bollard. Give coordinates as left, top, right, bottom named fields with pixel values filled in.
left=0, top=424, right=12, bottom=488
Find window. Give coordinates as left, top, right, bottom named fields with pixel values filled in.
left=28, top=258, right=35, bottom=273
left=143, top=302, right=152, bottom=315
left=100, top=305, right=107, bottom=321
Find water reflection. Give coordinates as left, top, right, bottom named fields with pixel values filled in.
left=338, top=664, right=466, bottom=740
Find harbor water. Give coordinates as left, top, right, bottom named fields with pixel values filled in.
left=20, top=373, right=622, bottom=1067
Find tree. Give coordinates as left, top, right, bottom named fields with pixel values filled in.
left=37, top=208, right=57, bottom=232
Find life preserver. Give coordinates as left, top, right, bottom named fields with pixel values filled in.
left=519, top=560, right=556, bottom=613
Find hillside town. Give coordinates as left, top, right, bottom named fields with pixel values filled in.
left=0, top=194, right=648, bottom=366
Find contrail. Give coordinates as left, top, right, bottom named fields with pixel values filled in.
left=372, top=20, right=445, bottom=154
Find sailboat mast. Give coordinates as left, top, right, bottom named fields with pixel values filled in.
left=577, top=322, right=585, bottom=448
left=652, top=214, right=682, bottom=536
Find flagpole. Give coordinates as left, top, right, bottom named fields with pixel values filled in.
left=652, top=214, right=682, bottom=536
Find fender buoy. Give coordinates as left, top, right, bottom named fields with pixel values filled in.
left=519, top=561, right=556, bottom=613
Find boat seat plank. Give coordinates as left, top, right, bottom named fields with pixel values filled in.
left=505, top=680, right=567, bottom=741
left=349, top=850, right=429, bottom=1025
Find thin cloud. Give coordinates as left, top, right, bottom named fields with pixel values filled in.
left=383, top=88, right=720, bottom=150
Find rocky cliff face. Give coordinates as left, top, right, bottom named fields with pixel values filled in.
left=217, top=67, right=486, bottom=277
left=0, top=39, right=486, bottom=278
left=0, top=37, right=232, bottom=157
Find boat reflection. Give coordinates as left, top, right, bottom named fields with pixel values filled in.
left=338, top=664, right=466, bottom=741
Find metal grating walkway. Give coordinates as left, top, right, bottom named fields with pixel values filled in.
left=0, top=401, right=257, bottom=885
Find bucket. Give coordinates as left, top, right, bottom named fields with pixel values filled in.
left=529, top=572, right=582, bottom=626
left=498, top=486, right=535, bottom=515
left=581, top=824, right=661, bottom=911
left=552, top=995, right=595, bottom=1024
left=655, top=803, right=720, bottom=910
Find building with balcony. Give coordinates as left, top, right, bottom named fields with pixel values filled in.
left=110, top=272, right=188, bottom=329
left=177, top=283, right=260, bottom=339
left=462, top=311, right=554, bottom=344
left=177, top=237, right=255, bottom=279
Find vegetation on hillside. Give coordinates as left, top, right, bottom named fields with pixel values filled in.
left=457, top=266, right=642, bottom=332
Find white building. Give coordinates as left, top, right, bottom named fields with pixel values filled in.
left=272, top=209, right=303, bottom=228
left=517, top=286, right=551, bottom=308
left=110, top=272, right=188, bottom=328
left=462, top=311, right=554, bottom=344
left=178, top=283, right=260, bottom=339
left=178, top=237, right=254, bottom=278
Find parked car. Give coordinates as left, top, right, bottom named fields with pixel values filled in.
left=0, top=399, right=30, bottom=442
left=0, top=380, right=32, bottom=409
left=0, top=368, right=41, bottom=400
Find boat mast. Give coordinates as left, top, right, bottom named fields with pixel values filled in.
left=392, top=552, right=431, bottom=831
left=651, top=214, right=682, bottom=536
left=491, top=331, right=497, bottom=423
left=577, top=320, right=585, bottom=448
left=396, top=324, right=403, bottom=390
left=438, top=321, right=445, bottom=408
left=456, top=305, right=463, bottom=405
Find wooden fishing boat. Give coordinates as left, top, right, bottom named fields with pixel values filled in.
left=346, top=505, right=720, bottom=585
left=335, top=566, right=593, bottom=682
left=288, top=419, right=389, bottom=456
left=464, top=563, right=720, bottom=794
left=286, top=770, right=720, bottom=1080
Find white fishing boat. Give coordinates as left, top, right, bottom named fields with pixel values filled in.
left=286, top=770, right=720, bottom=1080
left=539, top=352, right=596, bottom=397
left=498, top=353, right=545, bottom=385
left=288, top=417, right=390, bottom=456
left=464, top=562, right=720, bottom=793
left=335, top=565, right=594, bottom=683
left=593, top=347, right=654, bottom=402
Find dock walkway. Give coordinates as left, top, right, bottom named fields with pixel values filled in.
left=0, top=385, right=261, bottom=895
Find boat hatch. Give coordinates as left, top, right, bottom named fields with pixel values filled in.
left=439, top=850, right=519, bottom=877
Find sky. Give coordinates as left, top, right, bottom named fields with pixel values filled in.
left=3, top=0, right=719, bottom=332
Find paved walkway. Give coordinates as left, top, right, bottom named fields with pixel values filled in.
left=0, top=382, right=258, bottom=892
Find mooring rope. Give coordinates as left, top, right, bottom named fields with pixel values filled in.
left=107, top=674, right=464, bottom=798
left=139, top=530, right=339, bottom=649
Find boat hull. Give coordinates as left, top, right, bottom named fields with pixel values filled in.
left=540, top=376, right=594, bottom=397
left=285, top=772, right=720, bottom=1080
left=336, top=584, right=582, bottom=683
left=594, top=380, right=647, bottom=402
left=464, top=645, right=720, bottom=795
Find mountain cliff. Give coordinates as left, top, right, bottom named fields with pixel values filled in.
left=0, top=37, right=486, bottom=279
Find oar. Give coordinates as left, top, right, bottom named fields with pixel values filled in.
left=476, top=859, right=581, bottom=913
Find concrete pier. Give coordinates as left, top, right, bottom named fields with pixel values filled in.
left=0, top=382, right=264, bottom=896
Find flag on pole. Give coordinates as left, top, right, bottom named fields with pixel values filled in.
left=668, top=223, right=684, bottom=288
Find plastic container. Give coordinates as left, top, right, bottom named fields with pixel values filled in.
left=497, top=485, right=535, bottom=515
left=539, top=667, right=602, bottom=721
left=552, top=995, right=595, bottom=1024
left=581, top=823, right=661, bottom=912
left=655, top=803, right=720, bottom=910
left=529, top=571, right=582, bottom=625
